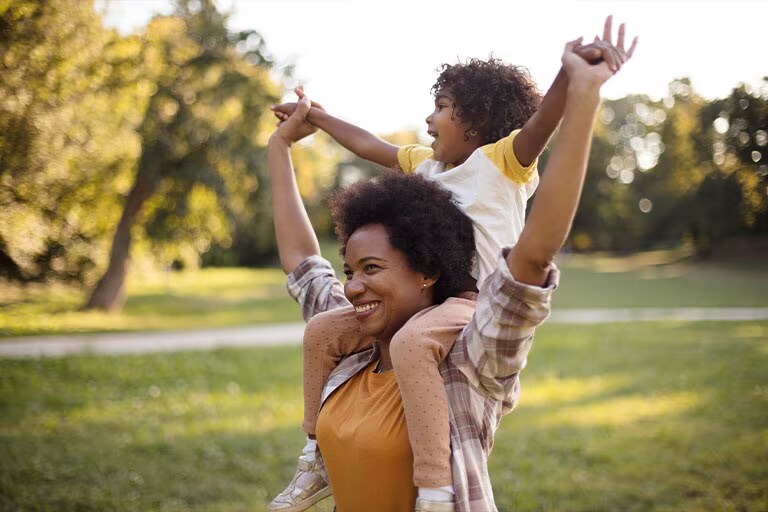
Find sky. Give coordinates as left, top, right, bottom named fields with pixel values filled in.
left=99, top=0, right=767, bottom=136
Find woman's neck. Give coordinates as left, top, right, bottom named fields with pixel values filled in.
left=376, top=339, right=394, bottom=372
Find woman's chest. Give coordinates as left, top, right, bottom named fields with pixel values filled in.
left=316, top=363, right=416, bottom=510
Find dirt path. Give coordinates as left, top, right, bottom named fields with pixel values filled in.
left=2, top=308, right=767, bottom=358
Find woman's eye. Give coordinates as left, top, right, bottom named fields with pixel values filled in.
left=343, top=270, right=353, bottom=279
left=364, top=264, right=379, bottom=272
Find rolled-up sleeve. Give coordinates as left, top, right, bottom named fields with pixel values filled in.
left=286, top=255, right=350, bottom=322
left=461, top=248, right=559, bottom=400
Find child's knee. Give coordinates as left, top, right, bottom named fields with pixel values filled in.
left=303, top=309, right=341, bottom=353
left=390, top=323, right=443, bottom=368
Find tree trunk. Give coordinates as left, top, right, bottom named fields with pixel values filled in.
left=85, top=177, right=154, bottom=311
left=0, top=241, right=24, bottom=281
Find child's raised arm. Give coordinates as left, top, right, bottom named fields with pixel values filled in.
left=513, top=15, right=626, bottom=167
left=272, top=88, right=400, bottom=168
left=507, top=22, right=637, bottom=286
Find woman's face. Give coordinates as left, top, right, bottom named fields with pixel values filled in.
left=343, top=224, right=435, bottom=343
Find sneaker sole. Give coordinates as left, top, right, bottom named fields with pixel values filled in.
left=267, top=486, right=333, bottom=512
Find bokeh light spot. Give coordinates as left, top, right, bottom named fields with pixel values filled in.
left=713, top=117, right=729, bottom=134
left=738, top=131, right=751, bottom=146
left=600, top=106, right=615, bottom=124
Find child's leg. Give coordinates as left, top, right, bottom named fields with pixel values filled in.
left=269, top=306, right=373, bottom=511
left=302, top=305, right=372, bottom=435
left=389, top=296, right=476, bottom=488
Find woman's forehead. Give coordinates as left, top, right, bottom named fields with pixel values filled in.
left=343, top=224, right=398, bottom=265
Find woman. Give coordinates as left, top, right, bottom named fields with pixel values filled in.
left=266, top=26, right=635, bottom=512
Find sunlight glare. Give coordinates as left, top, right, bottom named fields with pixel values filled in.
left=534, top=391, right=704, bottom=428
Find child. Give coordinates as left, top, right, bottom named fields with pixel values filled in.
left=268, top=18, right=629, bottom=512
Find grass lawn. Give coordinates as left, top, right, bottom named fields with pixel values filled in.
left=1, top=248, right=767, bottom=338
left=553, top=251, right=768, bottom=309
left=1, top=321, right=766, bottom=511
left=0, top=267, right=303, bottom=338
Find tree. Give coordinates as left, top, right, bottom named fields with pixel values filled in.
left=690, top=79, right=768, bottom=253
left=566, top=94, right=668, bottom=252
left=86, top=0, right=280, bottom=310
left=0, top=0, right=143, bottom=282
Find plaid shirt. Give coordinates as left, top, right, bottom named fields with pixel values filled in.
left=286, top=251, right=558, bottom=512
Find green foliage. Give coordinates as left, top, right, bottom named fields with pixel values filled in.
left=125, top=0, right=281, bottom=268
left=0, top=0, right=283, bottom=287
left=568, top=78, right=768, bottom=254
left=1, top=321, right=766, bottom=510
left=1, top=0, right=764, bottom=294
left=0, top=0, right=144, bottom=282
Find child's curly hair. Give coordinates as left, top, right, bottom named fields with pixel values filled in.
left=432, top=57, right=541, bottom=144
left=329, top=172, right=475, bottom=303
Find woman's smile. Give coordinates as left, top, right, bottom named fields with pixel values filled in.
left=353, top=300, right=381, bottom=321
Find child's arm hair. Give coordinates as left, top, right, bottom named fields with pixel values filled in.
left=271, top=88, right=399, bottom=168
left=513, top=16, right=622, bottom=167
left=507, top=21, right=637, bottom=286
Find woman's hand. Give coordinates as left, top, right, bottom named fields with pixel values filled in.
left=271, top=86, right=326, bottom=125
left=271, top=86, right=318, bottom=145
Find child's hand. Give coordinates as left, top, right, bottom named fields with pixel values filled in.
left=272, top=89, right=316, bottom=144
left=271, top=86, right=326, bottom=124
left=563, top=16, right=637, bottom=87
left=579, top=16, right=637, bottom=73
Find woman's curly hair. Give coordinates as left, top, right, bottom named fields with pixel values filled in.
left=329, top=172, right=475, bottom=303
left=432, top=57, right=541, bottom=144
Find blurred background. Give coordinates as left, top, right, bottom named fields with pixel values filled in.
left=1, top=0, right=766, bottom=314
left=1, top=1, right=766, bottom=511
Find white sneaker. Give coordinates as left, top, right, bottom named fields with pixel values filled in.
left=267, top=455, right=332, bottom=512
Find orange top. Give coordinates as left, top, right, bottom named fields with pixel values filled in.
left=316, top=360, right=417, bottom=511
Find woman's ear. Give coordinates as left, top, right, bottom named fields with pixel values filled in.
left=421, top=274, right=439, bottom=289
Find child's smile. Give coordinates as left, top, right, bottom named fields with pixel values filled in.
left=426, top=90, right=482, bottom=168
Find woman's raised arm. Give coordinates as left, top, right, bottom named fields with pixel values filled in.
left=507, top=22, right=637, bottom=286
left=268, top=94, right=322, bottom=274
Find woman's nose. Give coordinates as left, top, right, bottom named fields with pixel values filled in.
left=345, top=275, right=365, bottom=298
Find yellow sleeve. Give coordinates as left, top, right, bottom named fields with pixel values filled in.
left=481, top=129, right=537, bottom=185
left=396, top=144, right=433, bottom=174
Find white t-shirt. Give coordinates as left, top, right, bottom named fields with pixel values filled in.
left=397, top=129, right=538, bottom=286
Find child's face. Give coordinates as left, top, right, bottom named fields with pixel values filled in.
left=426, top=90, right=481, bottom=167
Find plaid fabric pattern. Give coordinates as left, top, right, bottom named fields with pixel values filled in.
left=286, top=252, right=558, bottom=512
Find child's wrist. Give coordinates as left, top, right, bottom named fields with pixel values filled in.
left=307, top=106, right=325, bottom=126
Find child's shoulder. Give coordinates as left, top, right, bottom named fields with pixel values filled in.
left=479, top=130, right=537, bottom=185
left=397, top=144, right=435, bottom=174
